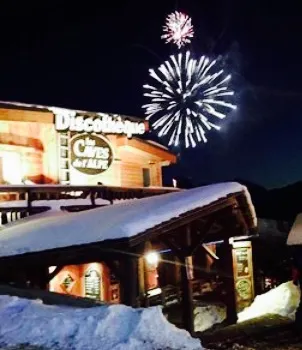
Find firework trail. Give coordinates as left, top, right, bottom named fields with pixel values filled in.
left=142, top=51, right=237, bottom=148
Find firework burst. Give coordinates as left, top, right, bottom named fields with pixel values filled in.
left=161, top=11, right=194, bottom=49
left=142, top=51, right=237, bottom=148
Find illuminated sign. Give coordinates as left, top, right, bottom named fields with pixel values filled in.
left=70, top=133, right=113, bottom=175
left=54, top=109, right=146, bottom=138
left=85, top=269, right=101, bottom=300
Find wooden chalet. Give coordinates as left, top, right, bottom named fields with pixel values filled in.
left=0, top=183, right=256, bottom=333
left=0, top=102, right=258, bottom=334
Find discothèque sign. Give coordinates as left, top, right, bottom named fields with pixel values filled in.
left=55, top=111, right=146, bottom=138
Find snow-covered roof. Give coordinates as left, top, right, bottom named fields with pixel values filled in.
left=0, top=182, right=256, bottom=258
left=287, top=213, right=302, bottom=245
left=145, top=139, right=170, bottom=151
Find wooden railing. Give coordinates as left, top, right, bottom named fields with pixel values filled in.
left=0, top=184, right=180, bottom=226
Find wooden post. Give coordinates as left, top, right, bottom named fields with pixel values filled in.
left=121, top=256, right=138, bottom=307
left=221, top=240, right=238, bottom=324
left=29, top=266, right=49, bottom=290
left=180, top=225, right=194, bottom=334
left=26, top=190, right=32, bottom=215
left=140, top=241, right=153, bottom=307
left=138, top=256, right=146, bottom=306
left=180, top=256, right=194, bottom=333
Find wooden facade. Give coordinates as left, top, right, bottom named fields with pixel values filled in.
left=0, top=103, right=176, bottom=187
left=0, top=102, right=257, bottom=334
left=0, top=102, right=179, bottom=313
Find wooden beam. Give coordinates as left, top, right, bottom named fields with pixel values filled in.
left=47, top=266, right=64, bottom=282
left=220, top=241, right=238, bottom=324
left=160, top=237, right=183, bottom=260
left=190, top=217, right=218, bottom=255
left=120, top=256, right=138, bottom=307
left=202, top=244, right=219, bottom=260
left=180, top=225, right=194, bottom=333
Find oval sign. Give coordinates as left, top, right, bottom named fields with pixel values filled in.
left=70, top=133, right=113, bottom=175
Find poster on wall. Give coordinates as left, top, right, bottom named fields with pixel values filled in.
left=84, top=269, right=101, bottom=300
left=235, top=248, right=249, bottom=278
left=70, top=133, right=113, bottom=175
left=232, top=242, right=255, bottom=312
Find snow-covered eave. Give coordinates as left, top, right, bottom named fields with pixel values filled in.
left=129, top=190, right=257, bottom=247
left=0, top=188, right=256, bottom=263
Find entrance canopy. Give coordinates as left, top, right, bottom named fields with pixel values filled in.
left=0, top=182, right=256, bottom=265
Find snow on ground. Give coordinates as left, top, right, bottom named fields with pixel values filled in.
left=0, top=182, right=254, bottom=258
left=194, top=304, right=226, bottom=332
left=238, top=281, right=300, bottom=322
left=0, top=295, right=202, bottom=350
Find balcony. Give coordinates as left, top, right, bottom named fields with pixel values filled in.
left=0, top=184, right=180, bottom=226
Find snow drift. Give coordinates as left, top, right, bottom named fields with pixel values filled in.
left=194, top=304, right=226, bottom=332
left=238, top=281, right=300, bottom=322
left=0, top=295, right=202, bottom=350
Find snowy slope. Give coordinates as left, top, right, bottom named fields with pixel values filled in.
left=0, top=182, right=255, bottom=258
left=0, top=295, right=202, bottom=350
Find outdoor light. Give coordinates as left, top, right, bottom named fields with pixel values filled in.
left=145, top=251, right=160, bottom=266
left=48, top=266, right=57, bottom=274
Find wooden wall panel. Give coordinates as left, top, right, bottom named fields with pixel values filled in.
left=121, top=162, right=144, bottom=187
left=0, top=117, right=170, bottom=187
left=0, top=120, right=59, bottom=183
left=0, top=108, right=53, bottom=124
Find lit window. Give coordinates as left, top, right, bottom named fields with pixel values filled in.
left=0, top=152, right=23, bottom=184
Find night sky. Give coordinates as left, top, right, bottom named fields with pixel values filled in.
left=0, top=1, right=301, bottom=189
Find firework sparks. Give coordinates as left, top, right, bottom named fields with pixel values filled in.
left=142, top=51, right=237, bottom=148
left=161, top=11, right=194, bottom=49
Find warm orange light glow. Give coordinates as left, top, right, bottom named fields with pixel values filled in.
left=0, top=151, right=22, bottom=184
left=145, top=251, right=160, bottom=266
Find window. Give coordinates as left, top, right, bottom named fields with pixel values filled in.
left=143, top=168, right=151, bottom=187
left=0, top=151, right=23, bottom=184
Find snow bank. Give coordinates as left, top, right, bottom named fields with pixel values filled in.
left=238, top=281, right=300, bottom=322
left=194, top=304, right=226, bottom=332
left=0, top=182, right=255, bottom=258
left=0, top=295, right=202, bottom=350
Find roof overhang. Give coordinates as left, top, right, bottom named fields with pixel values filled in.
left=0, top=187, right=256, bottom=269
left=116, top=136, right=177, bottom=164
